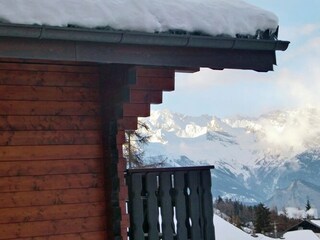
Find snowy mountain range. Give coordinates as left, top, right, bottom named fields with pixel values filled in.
left=140, top=107, right=320, bottom=211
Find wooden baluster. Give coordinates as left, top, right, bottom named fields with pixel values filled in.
left=174, top=171, right=188, bottom=240
left=201, top=170, right=215, bottom=240
left=159, top=172, right=174, bottom=240
left=130, top=173, right=145, bottom=239
left=146, top=172, right=159, bottom=239
left=187, top=171, right=201, bottom=239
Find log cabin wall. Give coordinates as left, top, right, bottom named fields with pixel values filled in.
left=0, top=61, right=110, bottom=239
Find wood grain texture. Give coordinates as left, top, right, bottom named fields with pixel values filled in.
left=0, top=188, right=105, bottom=208
left=0, top=101, right=100, bottom=116
left=0, top=145, right=103, bottom=161
left=14, top=231, right=106, bottom=240
left=0, top=116, right=101, bottom=131
left=0, top=61, right=108, bottom=240
left=129, top=89, right=162, bottom=104
left=131, top=76, right=174, bottom=91
left=0, top=85, right=99, bottom=101
left=0, top=216, right=106, bottom=239
left=0, top=202, right=106, bottom=224
left=0, top=70, right=99, bottom=87
left=0, top=173, right=104, bottom=193
left=0, top=158, right=103, bottom=177
left=0, top=130, right=101, bottom=146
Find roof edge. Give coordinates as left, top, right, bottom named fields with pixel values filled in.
left=0, top=23, right=289, bottom=51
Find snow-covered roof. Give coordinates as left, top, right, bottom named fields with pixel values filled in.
left=0, top=0, right=278, bottom=38
left=311, top=220, right=320, bottom=227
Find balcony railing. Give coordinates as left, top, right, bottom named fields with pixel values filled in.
left=126, top=166, right=215, bottom=240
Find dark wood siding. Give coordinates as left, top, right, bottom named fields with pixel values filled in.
left=0, top=62, right=107, bottom=239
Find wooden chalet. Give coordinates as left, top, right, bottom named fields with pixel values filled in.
left=286, top=219, right=320, bottom=237
left=0, top=22, right=289, bottom=240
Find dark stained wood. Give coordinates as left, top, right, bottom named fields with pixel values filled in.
left=0, top=62, right=100, bottom=73
left=0, top=130, right=101, bottom=146
left=146, top=173, right=159, bottom=239
left=187, top=171, right=201, bottom=239
left=0, top=116, right=101, bottom=131
left=174, top=171, right=188, bottom=240
left=15, top=231, right=106, bottom=240
left=130, top=89, right=162, bottom=104
left=0, top=216, right=106, bottom=239
left=0, top=70, right=99, bottom=87
left=159, top=172, right=174, bottom=239
left=0, top=85, right=100, bottom=101
left=122, top=103, right=150, bottom=117
left=0, top=101, right=100, bottom=116
left=0, top=188, right=105, bottom=208
left=0, top=159, right=103, bottom=177
left=135, top=67, right=175, bottom=78
left=0, top=145, right=103, bottom=161
left=0, top=173, right=104, bottom=193
left=0, top=61, right=108, bottom=240
left=0, top=202, right=106, bottom=224
left=117, top=117, right=138, bottom=130
left=130, top=173, right=145, bottom=239
left=131, top=76, right=175, bottom=91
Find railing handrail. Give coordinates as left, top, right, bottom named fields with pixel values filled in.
left=126, top=165, right=215, bottom=174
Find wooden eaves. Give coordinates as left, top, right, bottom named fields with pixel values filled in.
left=0, top=23, right=289, bottom=72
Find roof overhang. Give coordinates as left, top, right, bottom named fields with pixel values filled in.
left=0, top=23, right=289, bottom=72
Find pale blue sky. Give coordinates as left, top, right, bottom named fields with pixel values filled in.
left=153, top=0, right=320, bottom=118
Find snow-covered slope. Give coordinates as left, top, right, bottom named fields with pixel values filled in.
left=214, top=214, right=319, bottom=240
left=141, top=108, right=320, bottom=209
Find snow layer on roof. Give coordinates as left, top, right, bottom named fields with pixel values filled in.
left=0, top=0, right=278, bottom=37
left=283, top=230, right=319, bottom=240
left=311, top=220, right=320, bottom=227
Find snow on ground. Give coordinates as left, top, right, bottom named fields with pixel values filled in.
left=214, top=214, right=319, bottom=240
left=0, top=0, right=278, bottom=37
left=214, top=214, right=257, bottom=240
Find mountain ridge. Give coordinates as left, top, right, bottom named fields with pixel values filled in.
left=141, top=107, right=320, bottom=210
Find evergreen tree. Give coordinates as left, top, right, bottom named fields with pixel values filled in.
left=124, top=121, right=165, bottom=168
left=254, top=203, right=271, bottom=233
left=305, top=198, right=311, bottom=211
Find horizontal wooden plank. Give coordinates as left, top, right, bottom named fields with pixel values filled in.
left=122, top=103, right=150, bottom=117
left=0, top=216, right=106, bottom=239
left=0, top=173, right=104, bottom=193
left=0, top=116, right=101, bottom=131
left=0, top=159, right=103, bottom=177
left=15, top=231, right=107, bottom=240
left=0, top=70, right=99, bottom=87
left=0, top=62, right=100, bottom=73
left=0, top=188, right=105, bottom=208
left=117, top=117, right=137, bottom=131
left=135, top=67, right=174, bottom=78
left=0, top=85, right=100, bottom=101
left=0, top=101, right=101, bottom=116
left=131, top=76, right=175, bottom=91
left=0, top=202, right=105, bottom=224
left=130, top=89, right=162, bottom=104
left=0, top=145, right=103, bottom=161
left=0, top=130, right=102, bottom=146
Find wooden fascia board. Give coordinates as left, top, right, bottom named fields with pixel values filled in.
left=0, top=37, right=275, bottom=72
